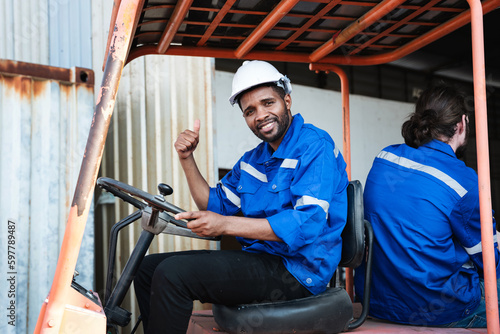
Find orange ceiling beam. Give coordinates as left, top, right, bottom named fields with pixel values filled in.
left=235, top=0, right=301, bottom=59
left=348, top=0, right=441, bottom=56
left=276, top=0, right=342, bottom=51
left=157, top=0, right=194, bottom=54
left=197, top=0, right=237, bottom=47
left=309, top=0, right=406, bottom=63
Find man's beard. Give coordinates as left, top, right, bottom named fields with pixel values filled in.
left=253, top=108, right=291, bottom=143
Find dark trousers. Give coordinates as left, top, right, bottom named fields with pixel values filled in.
left=134, top=249, right=312, bottom=334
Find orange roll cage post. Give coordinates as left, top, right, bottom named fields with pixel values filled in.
left=35, top=0, right=499, bottom=333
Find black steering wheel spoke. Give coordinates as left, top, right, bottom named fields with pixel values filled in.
left=97, top=177, right=188, bottom=229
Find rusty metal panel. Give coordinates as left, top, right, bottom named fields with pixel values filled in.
left=0, top=60, right=95, bottom=334
left=94, top=55, right=217, bottom=332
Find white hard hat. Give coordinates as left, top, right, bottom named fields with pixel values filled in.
left=229, top=60, right=292, bottom=106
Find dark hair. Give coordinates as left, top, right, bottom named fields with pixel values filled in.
left=401, top=84, right=469, bottom=148
left=236, top=83, right=286, bottom=110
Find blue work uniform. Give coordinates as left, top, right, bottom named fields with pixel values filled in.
left=208, top=113, right=349, bottom=295
left=355, top=139, right=500, bottom=326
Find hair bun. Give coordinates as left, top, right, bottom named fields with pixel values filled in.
left=416, top=108, right=439, bottom=133
left=402, top=109, right=439, bottom=148
left=401, top=84, right=468, bottom=149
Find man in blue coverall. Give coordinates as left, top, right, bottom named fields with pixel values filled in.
left=134, top=60, right=349, bottom=333
left=355, top=84, right=500, bottom=328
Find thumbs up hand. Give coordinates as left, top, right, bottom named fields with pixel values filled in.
left=193, top=119, right=200, bottom=135
left=174, top=119, right=201, bottom=160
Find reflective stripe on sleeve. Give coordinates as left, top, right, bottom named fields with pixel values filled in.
left=222, top=184, right=241, bottom=208
left=294, top=195, right=330, bottom=218
left=377, top=151, right=468, bottom=198
left=463, top=232, right=498, bottom=255
left=241, top=161, right=268, bottom=182
left=464, top=242, right=483, bottom=256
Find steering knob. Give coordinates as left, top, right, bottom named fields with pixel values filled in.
left=158, top=183, right=173, bottom=196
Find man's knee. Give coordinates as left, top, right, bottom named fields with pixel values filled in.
left=151, top=255, right=193, bottom=289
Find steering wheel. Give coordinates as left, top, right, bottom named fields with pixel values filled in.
left=97, top=177, right=188, bottom=228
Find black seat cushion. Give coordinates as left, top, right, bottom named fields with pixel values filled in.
left=213, top=287, right=353, bottom=334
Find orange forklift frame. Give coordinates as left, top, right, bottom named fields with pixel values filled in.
left=35, top=0, right=500, bottom=333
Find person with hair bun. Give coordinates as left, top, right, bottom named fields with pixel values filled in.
left=402, top=85, right=470, bottom=156
left=355, top=84, right=500, bottom=328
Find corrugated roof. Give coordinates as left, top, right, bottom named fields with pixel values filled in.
left=106, top=0, right=500, bottom=66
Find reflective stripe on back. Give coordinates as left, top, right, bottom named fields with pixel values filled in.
left=377, top=150, right=468, bottom=198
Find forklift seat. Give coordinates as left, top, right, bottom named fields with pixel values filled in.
left=212, top=180, right=374, bottom=334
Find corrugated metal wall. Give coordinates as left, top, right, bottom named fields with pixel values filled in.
left=94, top=55, right=218, bottom=333
left=0, top=60, right=95, bottom=334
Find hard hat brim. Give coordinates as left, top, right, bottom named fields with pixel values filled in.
left=229, top=80, right=277, bottom=106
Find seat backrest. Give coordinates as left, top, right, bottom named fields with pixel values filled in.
left=339, top=180, right=365, bottom=268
